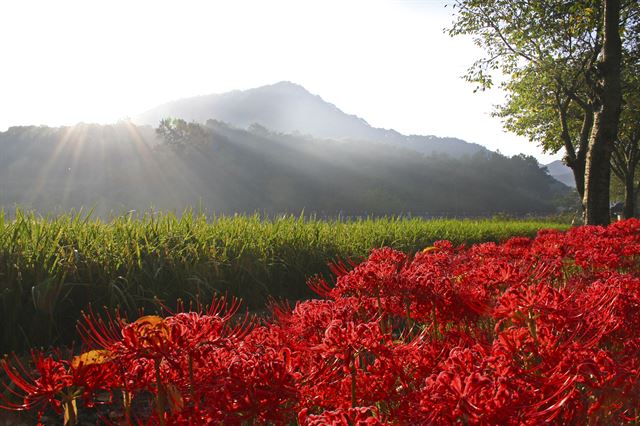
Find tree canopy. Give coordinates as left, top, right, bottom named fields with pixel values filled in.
left=449, top=0, right=639, bottom=224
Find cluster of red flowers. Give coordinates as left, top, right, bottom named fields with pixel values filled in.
left=3, top=219, right=640, bottom=425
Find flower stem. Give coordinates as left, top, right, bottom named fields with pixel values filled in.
left=63, top=397, right=77, bottom=426
left=155, top=359, right=166, bottom=426
left=122, top=390, right=133, bottom=424
left=351, top=353, right=357, bottom=408
left=188, top=354, right=195, bottom=402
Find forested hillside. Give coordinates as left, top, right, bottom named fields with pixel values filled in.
left=0, top=121, right=569, bottom=217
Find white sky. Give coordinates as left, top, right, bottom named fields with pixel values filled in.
left=0, top=0, right=562, bottom=163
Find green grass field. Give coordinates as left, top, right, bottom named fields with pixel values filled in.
left=0, top=210, right=570, bottom=352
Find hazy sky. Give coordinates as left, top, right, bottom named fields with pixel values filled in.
left=0, top=0, right=562, bottom=163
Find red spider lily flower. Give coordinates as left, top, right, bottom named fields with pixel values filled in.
left=1, top=349, right=114, bottom=425
left=298, top=406, right=382, bottom=426
left=1, top=352, right=70, bottom=419
left=120, top=315, right=173, bottom=359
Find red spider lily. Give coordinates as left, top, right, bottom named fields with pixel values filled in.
left=298, top=406, right=382, bottom=426
left=1, top=349, right=114, bottom=425
left=120, top=315, right=173, bottom=358
left=1, top=352, right=70, bottom=420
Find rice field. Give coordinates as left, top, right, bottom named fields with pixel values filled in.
left=0, top=209, right=569, bottom=352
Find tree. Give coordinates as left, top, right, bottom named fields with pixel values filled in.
left=496, top=62, right=594, bottom=204
left=448, top=0, right=637, bottom=224
left=611, top=57, right=640, bottom=218
left=583, top=0, right=623, bottom=225
left=449, top=1, right=601, bottom=204
left=156, top=118, right=210, bottom=151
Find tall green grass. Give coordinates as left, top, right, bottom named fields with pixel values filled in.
left=0, top=209, right=569, bottom=352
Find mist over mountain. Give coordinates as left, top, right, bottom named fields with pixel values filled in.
left=135, top=81, right=490, bottom=158
left=544, top=160, right=576, bottom=188
left=0, top=121, right=568, bottom=217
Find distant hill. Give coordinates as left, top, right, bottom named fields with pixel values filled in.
left=0, top=122, right=569, bottom=217
left=135, top=81, right=490, bottom=158
left=544, top=160, right=576, bottom=188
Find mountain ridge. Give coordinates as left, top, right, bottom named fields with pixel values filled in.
left=544, top=160, right=575, bottom=188
left=134, top=81, right=491, bottom=158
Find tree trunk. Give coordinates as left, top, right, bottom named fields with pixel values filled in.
left=624, top=173, right=635, bottom=219
left=563, top=99, right=593, bottom=213
left=583, top=0, right=623, bottom=225
left=571, top=162, right=586, bottom=201
left=575, top=107, right=593, bottom=202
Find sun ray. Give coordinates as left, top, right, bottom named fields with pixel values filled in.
left=27, top=125, right=79, bottom=208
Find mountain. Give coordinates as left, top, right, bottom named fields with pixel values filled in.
left=135, top=81, right=490, bottom=158
left=544, top=160, right=575, bottom=188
